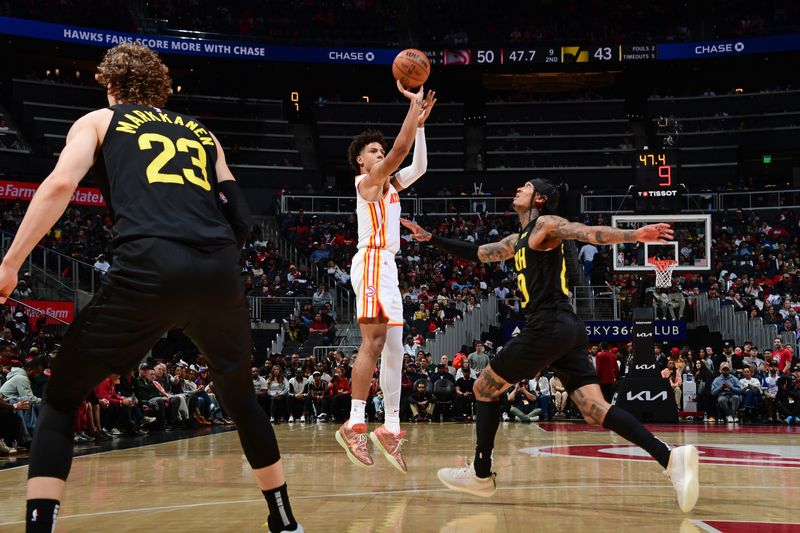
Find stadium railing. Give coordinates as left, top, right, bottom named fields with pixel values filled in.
left=581, top=188, right=800, bottom=214
left=693, top=293, right=795, bottom=352
left=572, top=285, right=618, bottom=320
left=247, top=296, right=314, bottom=323
left=423, top=295, right=499, bottom=358
left=279, top=195, right=515, bottom=216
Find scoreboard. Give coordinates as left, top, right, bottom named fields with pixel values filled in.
left=633, top=150, right=682, bottom=214
left=427, top=44, right=657, bottom=66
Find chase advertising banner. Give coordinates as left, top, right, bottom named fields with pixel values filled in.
left=658, top=33, right=800, bottom=60
left=0, top=16, right=398, bottom=65
left=503, top=320, right=687, bottom=342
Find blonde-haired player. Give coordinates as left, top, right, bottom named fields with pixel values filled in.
left=336, top=82, right=435, bottom=471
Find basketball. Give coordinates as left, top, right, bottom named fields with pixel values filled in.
left=392, top=48, right=430, bottom=89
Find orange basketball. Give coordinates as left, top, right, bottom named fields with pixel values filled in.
left=392, top=48, right=430, bottom=89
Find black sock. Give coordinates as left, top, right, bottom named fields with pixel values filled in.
left=473, top=400, right=501, bottom=478
left=602, top=406, right=671, bottom=469
left=26, top=499, right=60, bottom=533
left=263, top=483, right=298, bottom=532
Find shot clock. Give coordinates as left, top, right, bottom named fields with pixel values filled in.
left=633, top=150, right=682, bottom=214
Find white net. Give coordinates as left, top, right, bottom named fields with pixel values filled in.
left=649, top=260, right=677, bottom=288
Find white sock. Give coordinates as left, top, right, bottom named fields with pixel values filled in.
left=385, top=409, right=401, bottom=435
left=380, top=326, right=404, bottom=435
left=348, top=400, right=366, bottom=427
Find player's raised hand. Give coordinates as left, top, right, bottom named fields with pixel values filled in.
left=396, top=80, right=424, bottom=105
left=418, top=90, right=437, bottom=127
left=0, top=264, right=18, bottom=305
left=634, top=223, right=674, bottom=243
left=400, top=218, right=432, bottom=241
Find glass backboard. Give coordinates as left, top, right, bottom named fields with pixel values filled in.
left=611, top=214, right=711, bottom=272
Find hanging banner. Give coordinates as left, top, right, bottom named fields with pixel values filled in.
left=502, top=319, right=687, bottom=342
left=0, top=180, right=105, bottom=206
left=0, top=16, right=398, bottom=65
left=9, top=300, right=75, bottom=325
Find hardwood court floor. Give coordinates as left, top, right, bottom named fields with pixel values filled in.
left=0, top=421, right=797, bottom=532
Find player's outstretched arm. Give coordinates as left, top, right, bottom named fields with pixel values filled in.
left=392, top=90, right=436, bottom=193
left=400, top=218, right=517, bottom=263
left=360, top=82, right=424, bottom=195
left=530, top=215, right=674, bottom=249
left=0, top=112, right=102, bottom=302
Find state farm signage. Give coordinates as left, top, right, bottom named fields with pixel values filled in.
left=9, top=300, right=75, bottom=324
left=0, top=180, right=105, bottom=206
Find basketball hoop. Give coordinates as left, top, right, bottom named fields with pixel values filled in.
left=648, top=259, right=677, bottom=288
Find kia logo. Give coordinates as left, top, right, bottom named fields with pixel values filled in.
left=635, top=364, right=656, bottom=370
left=636, top=332, right=653, bottom=338
left=626, top=390, right=668, bottom=401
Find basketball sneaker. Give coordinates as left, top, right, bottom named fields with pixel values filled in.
left=369, top=425, right=407, bottom=473
left=335, top=421, right=373, bottom=467
left=437, top=460, right=496, bottom=497
left=264, top=522, right=304, bottom=532
left=664, top=445, right=699, bottom=512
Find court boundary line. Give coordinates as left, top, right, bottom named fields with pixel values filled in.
left=0, top=428, right=236, bottom=472
left=0, top=482, right=796, bottom=526
left=521, top=443, right=800, bottom=470
left=691, top=520, right=723, bottom=533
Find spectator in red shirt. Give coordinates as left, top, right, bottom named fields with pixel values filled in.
left=595, top=342, right=620, bottom=402
left=327, top=367, right=351, bottom=422
left=94, top=374, right=143, bottom=436
left=308, top=313, right=330, bottom=343
left=772, top=337, right=793, bottom=374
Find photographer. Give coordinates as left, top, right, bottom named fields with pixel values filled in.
left=507, top=381, right=542, bottom=423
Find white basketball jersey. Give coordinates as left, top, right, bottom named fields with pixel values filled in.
left=354, top=174, right=401, bottom=255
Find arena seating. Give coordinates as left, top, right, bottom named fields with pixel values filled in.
left=647, top=89, right=800, bottom=183
left=315, top=100, right=466, bottom=177
left=10, top=79, right=304, bottom=185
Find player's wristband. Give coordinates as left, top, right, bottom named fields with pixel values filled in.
left=430, top=234, right=479, bottom=261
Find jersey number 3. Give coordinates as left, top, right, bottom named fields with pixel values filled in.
left=138, top=133, right=210, bottom=191
left=514, top=248, right=530, bottom=308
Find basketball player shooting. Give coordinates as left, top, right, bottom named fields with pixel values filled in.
left=0, top=44, right=301, bottom=533
left=400, top=178, right=700, bottom=512
left=336, top=82, right=436, bottom=472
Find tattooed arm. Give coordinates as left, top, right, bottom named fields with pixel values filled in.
left=400, top=218, right=517, bottom=263
left=530, top=215, right=673, bottom=249
left=476, top=233, right=518, bottom=263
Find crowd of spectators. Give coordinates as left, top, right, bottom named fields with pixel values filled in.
left=593, top=337, right=800, bottom=424
left=251, top=340, right=562, bottom=425
left=278, top=209, right=529, bottom=335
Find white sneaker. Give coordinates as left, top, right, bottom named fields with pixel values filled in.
left=726, top=416, right=733, bottom=423
left=266, top=523, right=304, bottom=532
left=143, top=416, right=157, bottom=424
left=664, top=445, right=699, bottom=513
left=501, top=412, right=509, bottom=422
left=299, top=416, right=306, bottom=423
left=733, top=417, right=739, bottom=423
left=530, top=416, right=540, bottom=422
left=437, top=461, right=496, bottom=497
left=288, top=417, right=295, bottom=423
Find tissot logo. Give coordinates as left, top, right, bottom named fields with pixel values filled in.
left=626, top=390, right=668, bottom=401
left=638, top=190, right=677, bottom=197
left=636, top=332, right=653, bottom=338
left=635, top=364, right=656, bottom=370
